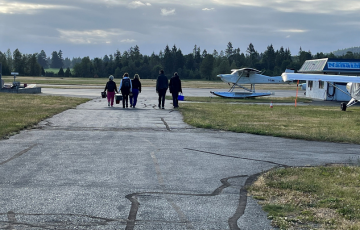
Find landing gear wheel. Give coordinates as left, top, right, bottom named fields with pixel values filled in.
left=341, top=102, right=347, bottom=111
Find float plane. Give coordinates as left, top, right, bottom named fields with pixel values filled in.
left=281, top=71, right=360, bottom=111
left=211, top=68, right=285, bottom=98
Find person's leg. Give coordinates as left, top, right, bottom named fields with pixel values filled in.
left=172, top=92, right=176, bottom=107
left=133, top=89, right=139, bottom=107
left=124, top=94, right=129, bottom=107
left=109, top=91, right=115, bottom=106
left=158, top=92, right=161, bottom=108
left=106, top=91, right=110, bottom=106
left=161, top=89, right=166, bottom=108
left=121, top=91, right=126, bottom=108
left=173, top=92, right=179, bottom=107
left=129, top=91, right=133, bottom=107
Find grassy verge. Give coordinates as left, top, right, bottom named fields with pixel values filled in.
left=0, top=93, right=89, bottom=139
left=249, top=165, right=360, bottom=229
left=179, top=102, right=360, bottom=144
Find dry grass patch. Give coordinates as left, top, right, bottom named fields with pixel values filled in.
left=249, top=166, right=360, bottom=229
left=0, top=93, right=89, bottom=139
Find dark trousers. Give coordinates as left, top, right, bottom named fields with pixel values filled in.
left=130, top=89, right=139, bottom=107
left=172, top=92, right=179, bottom=107
left=158, top=89, right=167, bottom=107
left=121, top=90, right=129, bottom=108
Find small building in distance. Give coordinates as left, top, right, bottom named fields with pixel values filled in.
left=299, top=58, right=360, bottom=101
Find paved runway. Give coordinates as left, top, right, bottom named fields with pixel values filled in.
left=0, top=87, right=358, bottom=229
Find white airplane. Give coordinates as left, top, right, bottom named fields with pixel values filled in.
left=282, top=72, right=360, bottom=111
left=211, top=68, right=285, bottom=98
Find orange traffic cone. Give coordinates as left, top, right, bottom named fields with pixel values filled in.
left=270, top=101, right=273, bottom=108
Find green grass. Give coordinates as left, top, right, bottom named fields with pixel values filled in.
left=249, top=166, right=360, bottom=229
left=0, top=93, right=89, bottom=139
left=179, top=102, right=360, bottom=144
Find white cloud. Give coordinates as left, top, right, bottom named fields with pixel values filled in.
left=278, top=29, right=308, bottom=33
left=211, top=0, right=360, bottom=14
left=128, top=1, right=152, bottom=9
left=161, top=8, right=176, bottom=16
left=0, top=2, right=73, bottom=14
left=57, top=29, right=134, bottom=44
left=120, top=39, right=136, bottom=43
left=202, top=8, right=215, bottom=11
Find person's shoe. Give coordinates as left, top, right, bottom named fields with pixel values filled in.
left=130, top=105, right=132, bottom=107
left=123, top=106, right=125, bottom=108
left=158, top=105, right=161, bottom=109
left=108, top=102, right=110, bottom=107
left=162, top=107, right=165, bottom=109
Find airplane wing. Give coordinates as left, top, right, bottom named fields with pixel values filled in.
left=231, top=68, right=262, bottom=76
left=282, top=73, right=360, bottom=83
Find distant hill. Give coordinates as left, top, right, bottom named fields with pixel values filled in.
left=333, top=47, right=360, bottom=56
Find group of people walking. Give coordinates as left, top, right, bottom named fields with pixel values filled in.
left=103, top=70, right=182, bottom=109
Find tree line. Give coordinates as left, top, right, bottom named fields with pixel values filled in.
left=1, top=42, right=360, bottom=79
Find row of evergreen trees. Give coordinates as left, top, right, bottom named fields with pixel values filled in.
left=1, top=42, right=360, bottom=79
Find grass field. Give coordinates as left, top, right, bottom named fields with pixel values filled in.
left=179, top=102, right=360, bottom=144
left=0, top=93, right=89, bottom=139
left=249, top=165, right=360, bottom=229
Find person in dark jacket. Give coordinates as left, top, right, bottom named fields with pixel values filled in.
left=104, top=75, right=118, bottom=107
left=130, top=74, right=142, bottom=108
left=169, top=72, right=182, bottom=108
left=156, top=69, right=168, bottom=109
left=119, top=73, right=132, bottom=108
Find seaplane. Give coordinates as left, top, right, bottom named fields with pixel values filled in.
left=211, top=68, right=286, bottom=98
left=281, top=71, right=360, bottom=111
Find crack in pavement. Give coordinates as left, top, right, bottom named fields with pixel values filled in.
left=228, top=173, right=263, bottom=230
left=0, top=144, right=37, bottom=166
left=161, top=118, right=171, bottom=131
left=184, top=148, right=289, bottom=167
left=0, top=212, right=127, bottom=229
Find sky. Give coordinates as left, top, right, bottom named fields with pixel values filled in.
left=1, top=0, right=360, bottom=59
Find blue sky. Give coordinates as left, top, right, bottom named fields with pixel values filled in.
left=1, top=0, right=360, bottom=59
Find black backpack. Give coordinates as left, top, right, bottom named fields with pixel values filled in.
left=122, top=78, right=130, bottom=89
